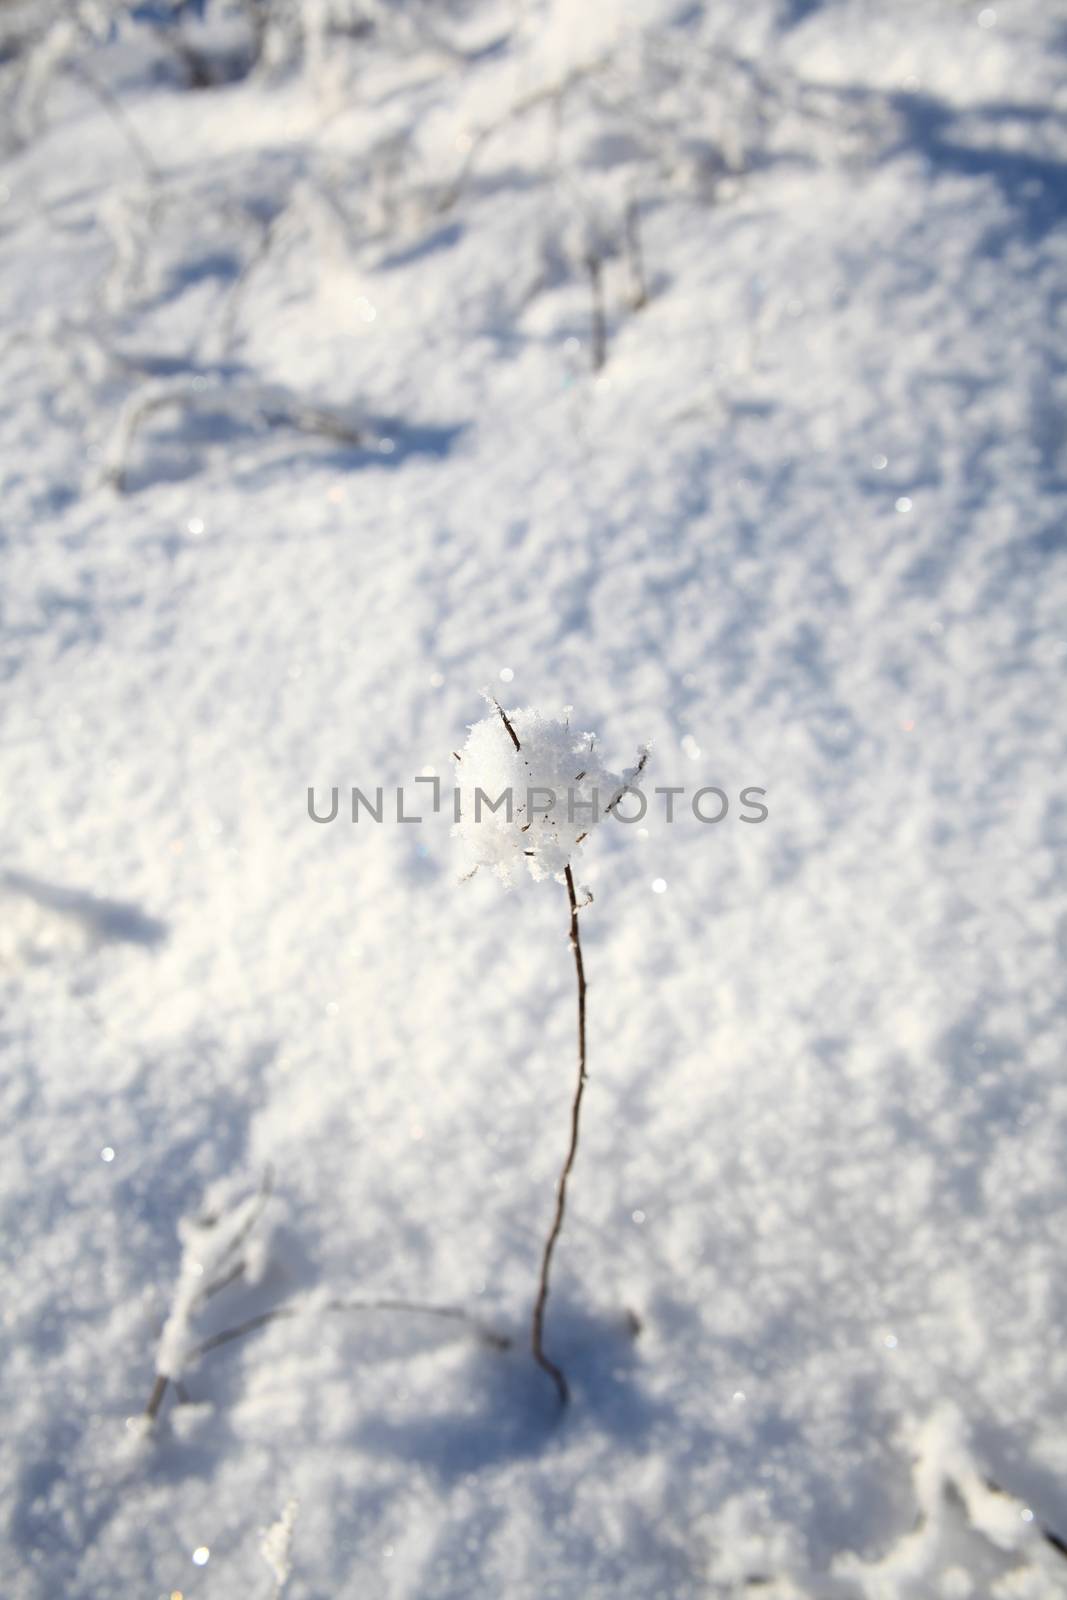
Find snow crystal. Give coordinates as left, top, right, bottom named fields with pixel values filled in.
left=452, top=701, right=645, bottom=885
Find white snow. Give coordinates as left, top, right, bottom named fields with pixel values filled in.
left=1, top=0, right=1066, bottom=1596
left=451, top=700, right=643, bottom=884
left=261, top=1496, right=299, bottom=1598
left=154, top=1176, right=274, bottom=1381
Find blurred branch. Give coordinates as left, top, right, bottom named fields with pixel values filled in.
left=67, top=59, right=160, bottom=180
left=434, top=56, right=608, bottom=215
left=104, top=381, right=367, bottom=492
left=146, top=1294, right=510, bottom=1423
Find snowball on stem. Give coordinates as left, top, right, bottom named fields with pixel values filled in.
left=452, top=702, right=645, bottom=886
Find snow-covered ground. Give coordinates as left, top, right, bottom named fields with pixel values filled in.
left=2, top=1, right=1067, bottom=1594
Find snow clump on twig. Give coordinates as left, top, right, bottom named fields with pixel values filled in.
left=452, top=700, right=647, bottom=886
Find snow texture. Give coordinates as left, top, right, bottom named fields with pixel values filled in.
left=1, top=0, right=1067, bottom=1596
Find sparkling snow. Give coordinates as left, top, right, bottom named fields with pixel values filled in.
left=1, top=0, right=1066, bottom=1596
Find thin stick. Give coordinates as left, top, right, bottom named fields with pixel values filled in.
left=586, top=253, right=607, bottom=372
left=433, top=56, right=608, bottom=214
left=68, top=62, right=160, bottom=181
left=190, top=1295, right=510, bottom=1361
left=984, top=1478, right=1067, bottom=1563
left=487, top=694, right=521, bottom=752
left=144, top=1296, right=510, bottom=1418
left=624, top=198, right=648, bottom=311
left=576, top=746, right=649, bottom=845
left=144, top=1373, right=169, bottom=1421
left=531, top=864, right=587, bottom=1405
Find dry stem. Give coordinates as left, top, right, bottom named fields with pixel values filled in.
left=145, top=1296, right=509, bottom=1421
left=586, top=253, right=606, bottom=372
left=530, top=864, right=587, bottom=1405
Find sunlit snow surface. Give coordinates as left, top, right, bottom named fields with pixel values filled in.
left=1, top=1, right=1066, bottom=1595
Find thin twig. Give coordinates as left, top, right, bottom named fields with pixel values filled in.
left=586, top=253, right=606, bottom=372
left=605, top=747, right=649, bottom=817
left=202, top=1165, right=274, bottom=1298
left=144, top=1373, right=169, bottom=1422
left=143, top=1168, right=272, bottom=1416
left=530, top=864, right=588, bottom=1405
left=200, top=1260, right=246, bottom=1302
left=576, top=746, right=649, bottom=844
left=105, top=384, right=366, bottom=493
left=624, top=197, right=648, bottom=311
left=145, top=1296, right=510, bottom=1420
left=188, top=1304, right=299, bottom=1358
left=433, top=57, right=608, bottom=214
left=487, top=693, right=521, bottom=752
left=326, top=1296, right=510, bottom=1350
left=190, top=1295, right=512, bottom=1361
left=67, top=61, right=160, bottom=181
left=984, top=1478, right=1067, bottom=1564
